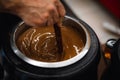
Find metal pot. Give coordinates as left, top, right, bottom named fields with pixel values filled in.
left=1, top=16, right=101, bottom=80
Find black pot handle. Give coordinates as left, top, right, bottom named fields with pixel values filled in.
left=102, top=39, right=118, bottom=65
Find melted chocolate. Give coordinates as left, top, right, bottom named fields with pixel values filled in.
left=16, top=25, right=84, bottom=62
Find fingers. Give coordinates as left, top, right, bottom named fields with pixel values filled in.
left=19, top=0, right=66, bottom=27
left=46, top=0, right=66, bottom=25
left=47, top=4, right=59, bottom=26
left=46, top=5, right=55, bottom=26
left=24, top=5, right=60, bottom=27
left=55, top=0, right=66, bottom=18
left=21, top=14, right=46, bottom=27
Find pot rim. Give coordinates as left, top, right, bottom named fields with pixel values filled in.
left=10, top=16, right=91, bottom=68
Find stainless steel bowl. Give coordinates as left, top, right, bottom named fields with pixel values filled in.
left=10, top=16, right=91, bottom=68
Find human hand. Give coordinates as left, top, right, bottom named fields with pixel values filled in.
left=2, top=0, right=66, bottom=27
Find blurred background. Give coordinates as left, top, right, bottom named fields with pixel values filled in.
left=63, top=0, right=120, bottom=45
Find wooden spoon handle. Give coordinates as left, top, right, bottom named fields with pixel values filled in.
left=54, top=23, right=63, bottom=54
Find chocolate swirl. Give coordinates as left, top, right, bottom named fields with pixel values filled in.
left=16, top=26, right=84, bottom=62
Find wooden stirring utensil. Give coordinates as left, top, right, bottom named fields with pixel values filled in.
left=54, top=23, right=63, bottom=54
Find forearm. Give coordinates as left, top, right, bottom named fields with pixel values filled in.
left=0, top=0, right=7, bottom=12
left=0, top=0, right=20, bottom=13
